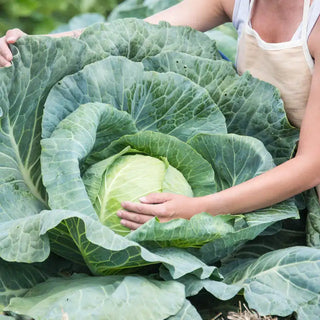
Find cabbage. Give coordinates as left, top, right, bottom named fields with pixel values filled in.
left=1, top=18, right=318, bottom=320
left=84, top=153, right=193, bottom=235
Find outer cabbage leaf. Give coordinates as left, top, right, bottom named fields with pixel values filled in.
left=127, top=213, right=236, bottom=249
left=5, top=274, right=186, bottom=320
left=80, top=18, right=222, bottom=62
left=0, top=209, right=219, bottom=278
left=42, top=56, right=226, bottom=140
left=143, top=51, right=299, bottom=165
left=164, top=247, right=320, bottom=320
left=0, top=254, right=77, bottom=312
left=41, top=102, right=138, bottom=216
left=217, top=246, right=320, bottom=319
left=306, top=188, right=320, bottom=248
left=187, top=134, right=298, bottom=263
left=0, top=260, right=48, bottom=311
left=188, top=134, right=275, bottom=190
left=166, top=300, right=202, bottom=320
left=220, top=226, right=306, bottom=269
left=0, top=36, right=90, bottom=225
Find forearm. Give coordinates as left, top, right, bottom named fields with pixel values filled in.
left=144, top=0, right=231, bottom=32
left=199, top=155, right=320, bottom=215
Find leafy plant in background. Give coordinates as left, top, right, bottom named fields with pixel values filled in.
left=108, top=0, right=182, bottom=20
left=0, top=0, right=123, bottom=35
left=0, top=4, right=319, bottom=320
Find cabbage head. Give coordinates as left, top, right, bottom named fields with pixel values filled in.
left=1, top=18, right=317, bottom=320
left=83, top=151, right=193, bottom=235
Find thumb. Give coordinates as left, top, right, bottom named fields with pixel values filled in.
left=139, top=192, right=173, bottom=204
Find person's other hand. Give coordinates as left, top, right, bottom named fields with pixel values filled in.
left=0, top=28, right=26, bottom=67
left=117, top=193, right=202, bottom=230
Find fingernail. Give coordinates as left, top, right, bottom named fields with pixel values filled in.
left=5, top=62, right=11, bottom=67
left=7, top=37, right=15, bottom=42
left=117, top=211, right=123, bottom=217
left=122, top=201, right=131, bottom=208
left=139, top=197, right=147, bottom=202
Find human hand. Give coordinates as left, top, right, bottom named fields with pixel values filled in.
left=0, top=28, right=26, bottom=67
left=117, top=193, right=203, bottom=230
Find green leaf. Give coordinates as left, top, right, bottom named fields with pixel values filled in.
left=219, top=72, right=299, bottom=165
left=5, top=274, right=186, bottom=320
left=128, top=213, right=235, bottom=249
left=187, top=133, right=298, bottom=263
left=80, top=18, right=221, bottom=62
left=306, top=188, right=320, bottom=248
left=180, top=247, right=320, bottom=319
left=188, top=133, right=275, bottom=191
left=0, top=260, right=48, bottom=311
left=0, top=209, right=219, bottom=278
left=0, top=254, right=74, bottom=311
left=220, top=226, right=306, bottom=269
left=43, top=56, right=226, bottom=141
left=0, top=34, right=95, bottom=225
left=143, top=51, right=299, bottom=164
left=41, top=102, right=137, bottom=216
left=166, top=300, right=202, bottom=320
left=96, top=131, right=217, bottom=196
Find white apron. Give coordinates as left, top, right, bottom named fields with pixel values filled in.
left=235, top=0, right=320, bottom=198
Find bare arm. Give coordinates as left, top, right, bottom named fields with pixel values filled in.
left=145, top=0, right=233, bottom=31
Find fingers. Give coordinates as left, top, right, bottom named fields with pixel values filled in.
left=117, top=210, right=154, bottom=230
left=139, top=192, right=173, bottom=204
left=0, top=37, right=13, bottom=67
left=0, top=28, right=26, bottom=67
left=120, top=219, right=141, bottom=230
left=121, top=200, right=167, bottom=217
left=0, top=55, right=11, bottom=67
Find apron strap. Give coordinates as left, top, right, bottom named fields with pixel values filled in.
left=301, top=0, right=311, bottom=41
left=249, top=0, right=255, bottom=11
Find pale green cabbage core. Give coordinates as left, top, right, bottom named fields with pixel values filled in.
left=92, top=154, right=193, bottom=235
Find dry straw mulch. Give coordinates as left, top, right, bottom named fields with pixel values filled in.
left=211, top=303, right=278, bottom=320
